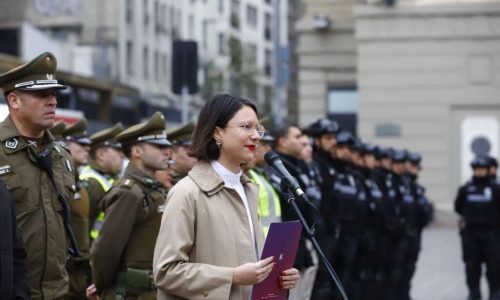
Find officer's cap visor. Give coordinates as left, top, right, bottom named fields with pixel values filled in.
left=74, top=137, right=92, bottom=145
left=173, top=140, right=192, bottom=147
left=145, top=139, right=172, bottom=147
left=16, top=83, right=67, bottom=92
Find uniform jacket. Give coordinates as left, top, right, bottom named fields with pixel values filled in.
left=0, top=116, right=76, bottom=300
left=0, top=179, right=29, bottom=300
left=91, top=163, right=167, bottom=292
left=153, top=161, right=265, bottom=300
left=455, top=176, right=500, bottom=228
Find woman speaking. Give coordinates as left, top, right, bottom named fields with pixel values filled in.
left=153, top=94, right=299, bottom=299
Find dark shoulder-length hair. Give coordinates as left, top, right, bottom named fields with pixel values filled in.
left=190, top=94, right=258, bottom=161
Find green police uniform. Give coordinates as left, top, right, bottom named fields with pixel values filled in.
left=80, top=123, right=124, bottom=240
left=0, top=52, right=77, bottom=299
left=90, top=112, right=170, bottom=300
left=166, top=121, right=195, bottom=185
left=62, top=119, right=93, bottom=300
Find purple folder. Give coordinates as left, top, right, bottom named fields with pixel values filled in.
left=251, top=221, right=303, bottom=300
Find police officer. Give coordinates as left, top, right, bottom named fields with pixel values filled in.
left=488, top=156, right=499, bottom=183
left=79, top=123, right=124, bottom=241
left=164, top=121, right=197, bottom=185
left=247, top=132, right=281, bottom=236
left=266, top=123, right=317, bottom=297
left=306, top=118, right=340, bottom=299
left=455, top=156, right=500, bottom=300
left=62, top=119, right=93, bottom=300
left=0, top=52, right=78, bottom=299
left=89, top=112, right=170, bottom=300
left=358, top=143, right=385, bottom=299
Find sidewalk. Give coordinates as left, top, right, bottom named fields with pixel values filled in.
left=411, top=225, right=489, bottom=300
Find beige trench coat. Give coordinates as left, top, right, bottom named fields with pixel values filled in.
left=153, top=161, right=266, bottom=300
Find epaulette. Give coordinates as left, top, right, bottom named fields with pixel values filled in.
left=119, top=178, right=135, bottom=189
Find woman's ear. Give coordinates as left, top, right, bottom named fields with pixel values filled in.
left=213, top=128, right=223, bottom=148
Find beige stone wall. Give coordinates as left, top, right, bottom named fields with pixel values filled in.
left=295, top=0, right=357, bottom=126
left=355, top=2, right=500, bottom=212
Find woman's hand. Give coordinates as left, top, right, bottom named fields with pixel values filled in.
left=233, top=256, right=275, bottom=285
left=278, top=268, right=300, bottom=290
left=86, top=283, right=100, bottom=300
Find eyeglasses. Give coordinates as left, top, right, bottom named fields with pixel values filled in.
left=226, top=122, right=265, bottom=139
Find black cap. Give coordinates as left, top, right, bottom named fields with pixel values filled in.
left=307, top=118, right=340, bottom=137
left=361, top=143, right=377, bottom=155
left=408, top=151, right=422, bottom=165
left=260, top=133, right=275, bottom=143
left=336, top=131, right=354, bottom=146
left=349, top=137, right=363, bottom=152
left=487, top=156, right=498, bottom=168
left=392, top=149, right=406, bottom=163
left=471, top=156, right=489, bottom=169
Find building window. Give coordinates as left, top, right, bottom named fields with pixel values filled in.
left=327, top=87, right=358, bottom=134
left=143, top=47, right=149, bottom=79
left=245, top=43, right=257, bottom=64
left=219, top=0, right=224, bottom=13
left=154, top=50, right=159, bottom=81
left=230, top=0, right=240, bottom=29
left=154, top=1, right=159, bottom=33
left=218, top=33, right=225, bottom=55
left=246, top=5, right=257, bottom=28
left=188, top=14, right=194, bottom=39
left=172, top=9, right=181, bottom=39
left=126, top=41, right=134, bottom=76
left=144, top=0, right=149, bottom=29
left=161, top=4, right=167, bottom=33
left=264, top=13, right=272, bottom=41
left=126, top=0, right=134, bottom=23
left=264, top=48, right=272, bottom=77
left=163, top=53, right=168, bottom=81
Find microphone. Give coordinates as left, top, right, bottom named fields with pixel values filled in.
left=264, top=151, right=305, bottom=198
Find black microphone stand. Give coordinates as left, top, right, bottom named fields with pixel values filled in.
left=280, top=178, right=349, bottom=300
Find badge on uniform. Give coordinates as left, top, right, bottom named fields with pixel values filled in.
left=0, top=165, right=12, bottom=175
left=157, top=204, right=165, bottom=213
left=5, top=138, right=18, bottom=149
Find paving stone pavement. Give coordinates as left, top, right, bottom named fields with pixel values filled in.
left=410, top=225, right=490, bottom=300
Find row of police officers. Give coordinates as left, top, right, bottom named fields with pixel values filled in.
left=2, top=51, right=492, bottom=300
left=0, top=51, right=432, bottom=300
left=0, top=52, right=197, bottom=300
left=244, top=118, right=434, bottom=300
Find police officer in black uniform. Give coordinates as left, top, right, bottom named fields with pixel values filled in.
left=329, top=131, right=365, bottom=299
left=455, top=156, right=500, bottom=300
left=266, top=124, right=316, bottom=269
left=306, top=118, right=341, bottom=299
left=358, top=143, right=386, bottom=299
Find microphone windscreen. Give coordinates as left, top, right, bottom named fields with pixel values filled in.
left=264, top=151, right=279, bottom=165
